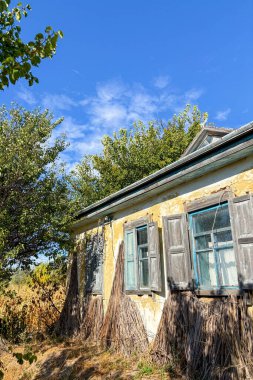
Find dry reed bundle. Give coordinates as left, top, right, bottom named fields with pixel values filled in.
left=80, top=295, right=104, bottom=342
left=54, top=251, right=80, bottom=337
left=151, top=292, right=253, bottom=380
left=100, top=242, right=148, bottom=355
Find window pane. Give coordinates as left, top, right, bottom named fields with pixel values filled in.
left=218, top=248, right=238, bottom=286
left=139, top=246, right=148, bottom=259
left=195, top=234, right=212, bottom=250
left=197, top=251, right=217, bottom=287
left=137, top=226, right=148, bottom=245
left=214, top=206, right=231, bottom=230
left=126, top=231, right=134, bottom=257
left=192, top=205, right=230, bottom=234
left=140, top=259, right=149, bottom=288
left=214, top=230, right=233, bottom=247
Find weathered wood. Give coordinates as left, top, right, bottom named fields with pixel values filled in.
left=229, top=194, right=253, bottom=289
left=163, top=214, right=192, bottom=290
left=86, top=230, right=104, bottom=295
left=148, top=222, right=161, bottom=292
left=185, top=190, right=232, bottom=212
left=123, top=216, right=149, bottom=230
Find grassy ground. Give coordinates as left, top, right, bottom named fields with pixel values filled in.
left=0, top=340, right=180, bottom=380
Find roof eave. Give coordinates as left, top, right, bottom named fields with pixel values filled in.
left=74, top=121, right=253, bottom=228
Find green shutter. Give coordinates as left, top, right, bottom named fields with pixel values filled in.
left=125, top=229, right=137, bottom=290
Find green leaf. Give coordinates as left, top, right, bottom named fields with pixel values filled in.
left=36, top=33, right=44, bottom=40
left=15, top=10, right=21, bottom=21
left=45, top=26, right=52, bottom=33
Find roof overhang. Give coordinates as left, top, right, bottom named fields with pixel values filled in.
left=73, top=122, right=253, bottom=229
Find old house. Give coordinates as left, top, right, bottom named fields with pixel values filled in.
left=71, top=122, right=253, bottom=369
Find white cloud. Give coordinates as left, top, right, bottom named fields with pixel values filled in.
left=19, top=78, right=204, bottom=170
left=42, top=94, right=76, bottom=111
left=184, top=89, right=203, bottom=102
left=17, top=88, right=37, bottom=105
left=96, top=80, right=126, bottom=102
left=153, top=75, right=170, bottom=89
left=215, top=108, right=231, bottom=121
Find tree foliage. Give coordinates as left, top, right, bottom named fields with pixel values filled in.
left=72, top=105, right=208, bottom=208
left=0, top=106, right=75, bottom=281
left=0, top=0, right=63, bottom=89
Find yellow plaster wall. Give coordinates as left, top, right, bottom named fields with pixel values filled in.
left=75, top=156, right=253, bottom=338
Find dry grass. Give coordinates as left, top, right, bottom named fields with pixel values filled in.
left=0, top=282, right=65, bottom=341
left=0, top=340, right=177, bottom=380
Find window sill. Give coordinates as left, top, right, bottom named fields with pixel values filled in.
left=193, top=288, right=240, bottom=297
left=125, top=290, right=152, bottom=296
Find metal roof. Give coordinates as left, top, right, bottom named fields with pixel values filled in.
left=75, top=121, right=253, bottom=227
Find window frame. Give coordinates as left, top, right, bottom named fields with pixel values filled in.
left=124, top=218, right=152, bottom=294
left=189, top=202, right=239, bottom=292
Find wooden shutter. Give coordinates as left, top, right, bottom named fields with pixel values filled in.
left=86, top=232, right=104, bottom=294
left=229, top=194, right=253, bottom=289
left=92, top=233, right=104, bottom=294
left=124, top=229, right=138, bottom=290
left=148, top=222, right=161, bottom=291
left=163, top=214, right=192, bottom=290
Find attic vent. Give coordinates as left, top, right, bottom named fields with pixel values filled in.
left=182, top=126, right=233, bottom=157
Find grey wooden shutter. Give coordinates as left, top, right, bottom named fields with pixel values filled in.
left=124, top=229, right=138, bottom=290
left=91, top=232, right=104, bottom=294
left=86, top=232, right=104, bottom=294
left=148, top=222, right=161, bottom=291
left=229, top=194, right=253, bottom=289
left=163, top=214, right=192, bottom=290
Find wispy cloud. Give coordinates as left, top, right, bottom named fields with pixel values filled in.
left=15, top=78, right=204, bottom=169
left=42, top=94, right=76, bottom=111
left=17, top=88, right=37, bottom=106
left=215, top=108, right=231, bottom=121
left=153, top=75, right=170, bottom=89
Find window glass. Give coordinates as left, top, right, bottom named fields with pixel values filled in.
left=198, top=251, right=217, bottom=287
left=192, top=206, right=230, bottom=234
left=214, top=230, right=233, bottom=246
left=137, top=226, right=148, bottom=245
left=190, top=204, right=238, bottom=289
left=218, top=248, right=238, bottom=286
left=195, top=234, right=212, bottom=250
left=140, top=259, right=149, bottom=288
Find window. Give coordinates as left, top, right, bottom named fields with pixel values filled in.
left=189, top=203, right=238, bottom=290
left=164, top=194, right=253, bottom=293
left=124, top=221, right=161, bottom=293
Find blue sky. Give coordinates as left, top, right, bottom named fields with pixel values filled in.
left=1, top=0, right=253, bottom=169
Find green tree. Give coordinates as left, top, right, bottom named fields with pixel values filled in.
left=0, top=0, right=63, bottom=89
left=0, top=105, right=75, bottom=281
left=72, top=105, right=207, bottom=208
